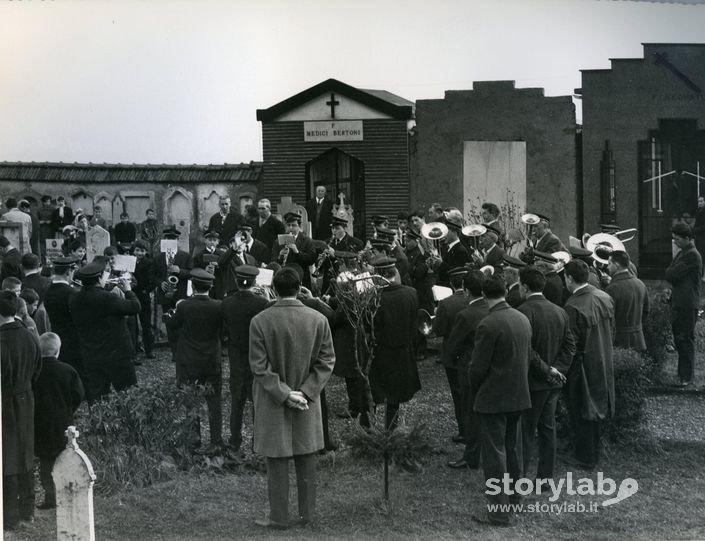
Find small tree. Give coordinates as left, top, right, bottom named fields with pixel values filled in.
left=331, top=266, right=430, bottom=501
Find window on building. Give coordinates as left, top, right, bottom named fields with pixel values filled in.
left=600, top=141, right=616, bottom=223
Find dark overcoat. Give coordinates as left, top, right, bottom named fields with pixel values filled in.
left=563, top=285, right=615, bottom=420
left=371, top=283, right=421, bottom=404
left=665, top=244, right=702, bottom=309
left=166, top=294, right=223, bottom=382
left=469, top=301, right=532, bottom=414
left=483, top=244, right=506, bottom=268
left=44, top=282, right=83, bottom=372
left=605, top=270, right=649, bottom=351
left=535, top=232, right=566, bottom=253
left=438, top=242, right=469, bottom=287
left=1, top=320, right=42, bottom=474
left=0, top=247, right=22, bottom=282
left=434, top=290, right=469, bottom=340
left=69, top=285, right=141, bottom=365
left=217, top=248, right=257, bottom=297
left=518, top=294, right=576, bottom=391
left=247, top=239, right=271, bottom=266
left=305, top=198, right=334, bottom=241
left=209, top=211, right=245, bottom=246
left=254, top=215, right=285, bottom=251
left=405, top=241, right=434, bottom=312
left=33, top=356, right=84, bottom=458
left=222, top=289, right=269, bottom=366
left=22, top=273, right=52, bottom=304
left=441, top=297, right=489, bottom=369
left=249, top=299, right=335, bottom=457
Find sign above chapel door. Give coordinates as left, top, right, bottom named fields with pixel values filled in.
left=304, top=120, right=363, bottom=142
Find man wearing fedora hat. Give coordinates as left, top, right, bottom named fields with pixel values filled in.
left=166, top=268, right=225, bottom=454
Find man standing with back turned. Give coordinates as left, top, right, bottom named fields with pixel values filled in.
left=249, top=267, right=335, bottom=530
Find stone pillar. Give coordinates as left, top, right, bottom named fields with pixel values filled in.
left=53, top=426, right=96, bottom=541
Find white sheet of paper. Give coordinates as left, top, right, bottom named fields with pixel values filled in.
left=432, top=285, right=453, bottom=302
left=160, top=239, right=178, bottom=253
left=112, top=255, right=137, bottom=273
left=256, top=268, right=273, bottom=287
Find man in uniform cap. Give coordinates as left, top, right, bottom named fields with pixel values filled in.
left=221, top=265, right=269, bottom=453
left=271, top=212, right=318, bottom=289
left=371, top=215, right=390, bottom=231
left=434, top=266, right=470, bottom=441
left=44, top=257, right=84, bottom=381
left=533, top=214, right=566, bottom=254
left=375, top=227, right=411, bottom=286
left=370, top=256, right=421, bottom=429
left=569, top=246, right=601, bottom=289
left=478, top=225, right=505, bottom=268
left=436, top=217, right=470, bottom=287
left=166, top=268, right=225, bottom=454
left=69, top=259, right=141, bottom=401
left=502, top=254, right=527, bottom=308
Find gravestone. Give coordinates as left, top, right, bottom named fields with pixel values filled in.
left=0, top=220, right=31, bottom=254
left=85, top=225, right=110, bottom=263
left=333, top=192, right=355, bottom=236
left=53, top=426, right=96, bottom=541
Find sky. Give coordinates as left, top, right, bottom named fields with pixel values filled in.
left=1, top=0, right=704, bottom=166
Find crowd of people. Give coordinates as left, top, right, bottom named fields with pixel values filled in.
left=1, top=186, right=701, bottom=530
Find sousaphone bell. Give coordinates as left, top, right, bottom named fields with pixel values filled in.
left=421, top=222, right=449, bottom=258
left=585, top=233, right=626, bottom=265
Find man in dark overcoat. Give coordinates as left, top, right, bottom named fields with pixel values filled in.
left=479, top=226, right=506, bottom=269
left=1, top=291, right=42, bottom=530
left=305, top=185, right=334, bottom=241
left=69, top=260, right=141, bottom=401
left=33, top=332, right=84, bottom=509
left=517, top=267, right=575, bottom=480
left=533, top=214, right=566, bottom=253
left=443, top=270, right=488, bottom=470
left=563, top=259, right=615, bottom=469
left=606, top=250, right=649, bottom=352
left=370, top=257, right=421, bottom=429
left=253, top=198, right=285, bottom=252
left=249, top=267, right=335, bottom=529
left=434, top=268, right=469, bottom=440
left=21, top=253, right=51, bottom=304
left=166, top=268, right=224, bottom=453
left=271, top=212, right=317, bottom=289
left=468, top=275, right=532, bottom=526
left=665, top=222, right=702, bottom=386
left=221, top=266, right=269, bottom=452
left=208, top=195, right=244, bottom=246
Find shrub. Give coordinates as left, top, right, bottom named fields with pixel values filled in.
left=643, top=290, right=672, bottom=381
left=75, top=380, right=203, bottom=494
left=605, top=348, right=652, bottom=442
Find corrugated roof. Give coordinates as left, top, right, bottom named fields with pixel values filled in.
left=0, top=161, right=264, bottom=183
left=359, top=88, right=416, bottom=110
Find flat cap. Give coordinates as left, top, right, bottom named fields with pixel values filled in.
left=237, top=223, right=253, bottom=232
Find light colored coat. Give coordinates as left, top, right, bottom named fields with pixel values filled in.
left=249, top=298, right=335, bottom=458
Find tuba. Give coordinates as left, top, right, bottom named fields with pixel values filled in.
left=421, top=222, right=449, bottom=257
left=585, top=233, right=626, bottom=265
left=521, top=213, right=540, bottom=248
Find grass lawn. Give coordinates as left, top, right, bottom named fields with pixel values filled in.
left=7, top=333, right=705, bottom=540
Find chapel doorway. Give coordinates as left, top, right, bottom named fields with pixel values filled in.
left=306, top=148, right=365, bottom=239
left=638, top=119, right=705, bottom=271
